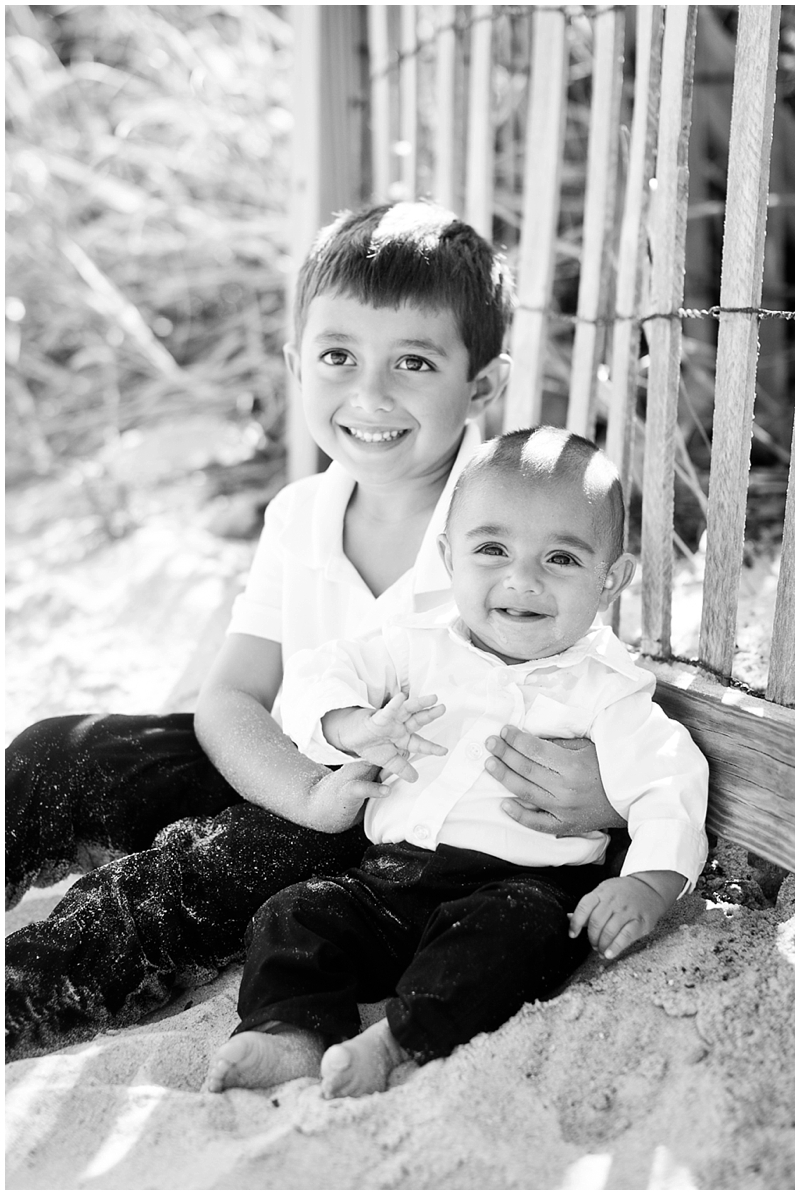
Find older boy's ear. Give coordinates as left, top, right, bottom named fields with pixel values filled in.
left=284, top=342, right=301, bottom=384
left=598, top=553, right=636, bottom=611
left=469, top=353, right=512, bottom=413
left=437, top=533, right=454, bottom=577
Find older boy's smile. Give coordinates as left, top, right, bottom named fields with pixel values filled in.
left=340, top=425, right=409, bottom=445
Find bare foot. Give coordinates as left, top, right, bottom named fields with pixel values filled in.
left=205, top=1023, right=325, bottom=1093
left=320, top=1017, right=410, bottom=1099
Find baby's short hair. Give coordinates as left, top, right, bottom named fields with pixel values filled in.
left=293, top=202, right=514, bottom=379
left=448, top=427, right=626, bottom=561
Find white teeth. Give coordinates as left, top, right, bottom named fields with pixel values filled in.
left=346, top=427, right=404, bottom=443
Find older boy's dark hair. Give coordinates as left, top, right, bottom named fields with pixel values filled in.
left=293, top=202, right=514, bottom=379
left=448, top=426, right=626, bottom=561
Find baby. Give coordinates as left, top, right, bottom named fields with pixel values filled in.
left=207, top=426, right=708, bottom=1098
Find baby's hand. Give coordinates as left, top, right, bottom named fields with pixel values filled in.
left=322, top=693, right=447, bottom=782
left=568, top=872, right=683, bottom=961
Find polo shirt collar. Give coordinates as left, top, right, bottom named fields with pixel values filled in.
left=411, top=421, right=483, bottom=595
left=289, top=421, right=484, bottom=590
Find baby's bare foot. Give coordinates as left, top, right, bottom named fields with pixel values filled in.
left=206, top=1023, right=325, bottom=1093
left=320, top=1017, right=410, bottom=1099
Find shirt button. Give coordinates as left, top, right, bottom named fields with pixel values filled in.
left=413, top=824, right=430, bottom=840
left=465, top=741, right=484, bottom=760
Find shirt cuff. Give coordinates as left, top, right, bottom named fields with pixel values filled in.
left=284, top=680, right=372, bottom=766
left=620, top=819, right=709, bottom=892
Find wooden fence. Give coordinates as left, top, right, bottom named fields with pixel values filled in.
left=286, top=5, right=795, bottom=870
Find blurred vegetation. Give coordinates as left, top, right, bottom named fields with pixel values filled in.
left=6, top=3, right=293, bottom=485
left=5, top=4, right=794, bottom=556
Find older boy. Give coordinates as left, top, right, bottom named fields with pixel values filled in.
left=6, top=204, right=622, bottom=1061
left=207, top=428, right=708, bottom=1098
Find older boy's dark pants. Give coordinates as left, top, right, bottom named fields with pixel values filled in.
left=5, top=713, right=367, bottom=1061
left=235, top=841, right=596, bottom=1062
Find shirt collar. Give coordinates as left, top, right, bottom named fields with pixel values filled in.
left=411, top=421, right=483, bottom=595
left=286, top=420, right=484, bottom=588
left=416, top=605, right=640, bottom=678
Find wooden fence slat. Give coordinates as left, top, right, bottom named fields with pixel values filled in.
left=464, top=5, right=494, bottom=239
left=368, top=5, right=392, bottom=202
left=434, top=5, right=456, bottom=210
left=287, top=5, right=323, bottom=481
left=400, top=5, right=418, bottom=200
left=504, top=7, right=568, bottom=431
left=698, top=4, right=782, bottom=679
left=566, top=6, right=626, bottom=439
left=606, top=5, right=664, bottom=494
left=639, top=4, right=697, bottom=657
left=766, top=422, right=795, bottom=705
left=643, top=660, right=795, bottom=871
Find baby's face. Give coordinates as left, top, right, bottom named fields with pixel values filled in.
left=439, top=473, right=623, bottom=664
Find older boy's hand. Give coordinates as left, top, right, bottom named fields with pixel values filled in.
left=323, top=694, right=447, bottom=783
left=307, top=760, right=391, bottom=833
left=568, top=871, right=685, bottom=960
left=485, top=731, right=627, bottom=836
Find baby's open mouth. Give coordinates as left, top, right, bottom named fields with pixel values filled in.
left=342, top=426, right=408, bottom=444
left=495, top=608, right=546, bottom=620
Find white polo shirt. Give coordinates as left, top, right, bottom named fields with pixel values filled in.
left=226, top=422, right=483, bottom=714
left=281, top=606, right=709, bottom=884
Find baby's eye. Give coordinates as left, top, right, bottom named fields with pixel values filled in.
left=476, top=543, right=507, bottom=557
left=397, top=355, right=434, bottom=372
left=320, top=349, right=353, bottom=366
left=548, top=552, right=579, bottom=567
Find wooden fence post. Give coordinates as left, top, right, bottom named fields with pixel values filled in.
left=399, top=6, right=418, bottom=200
left=433, top=5, right=457, bottom=210
left=639, top=5, right=697, bottom=658
left=287, top=6, right=367, bottom=480
left=606, top=5, right=664, bottom=498
left=504, top=8, right=568, bottom=431
left=464, top=5, right=494, bottom=239
left=368, top=6, right=392, bottom=202
left=566, top=6, right=626, bottom=439
left=698, top=4, right=782, bottom=680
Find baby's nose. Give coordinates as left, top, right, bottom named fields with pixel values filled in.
left=504, top=562, right=544, bottom=593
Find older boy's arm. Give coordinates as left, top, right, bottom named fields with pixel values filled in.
left=569, top=870, right=686, bottom=960
left=194, top=633, right=385, bottom=832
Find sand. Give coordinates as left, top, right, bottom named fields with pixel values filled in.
left=5, top=849, right=794, bottom=1191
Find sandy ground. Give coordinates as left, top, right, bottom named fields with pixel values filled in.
left=5, top=421, right=795, bottom=1190
left=5, top=865, right=795, bottom=1190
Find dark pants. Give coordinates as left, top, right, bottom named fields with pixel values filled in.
left=236, top=841, right=597, bottom=1063
left=5, top=714, right=367, bottom=1062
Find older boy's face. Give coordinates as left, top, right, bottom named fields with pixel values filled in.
left=287, top=294, right=492, bottom=489
left=439, top=473, right=623, bottom=663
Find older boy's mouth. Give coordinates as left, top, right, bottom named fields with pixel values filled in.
left=341, top=425, right=409, bottom=444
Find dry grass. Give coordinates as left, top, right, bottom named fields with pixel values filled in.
left=6, top=4, right=292, bottom=481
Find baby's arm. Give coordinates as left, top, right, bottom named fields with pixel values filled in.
left=322, top=693, right=447, bottom=783
left=568, top=870, right=686, bottom=961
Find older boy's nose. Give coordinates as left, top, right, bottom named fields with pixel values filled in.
left=350, top=369, right=394, bottom=413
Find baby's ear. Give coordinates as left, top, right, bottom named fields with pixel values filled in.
left=469, top=353, right=512, bottom=413
left=598, top=553, right=636, bottom=611
left=437, top=533, right=454, bottom=577
left=283, top=341, right=301, bottom=384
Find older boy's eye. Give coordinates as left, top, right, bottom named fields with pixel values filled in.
left=321, top=349, right=352, bottom=366
left=397, top=355, right=433, bottom=372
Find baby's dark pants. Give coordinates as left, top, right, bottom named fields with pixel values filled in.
left=235, top=841, right=597, bottom=1063
left=5, top=713, right=367, bottom=1062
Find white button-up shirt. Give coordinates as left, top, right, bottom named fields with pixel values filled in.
left=226, top=423, right=483, bottom=718
left=282, top=606, right=709, bottom=885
